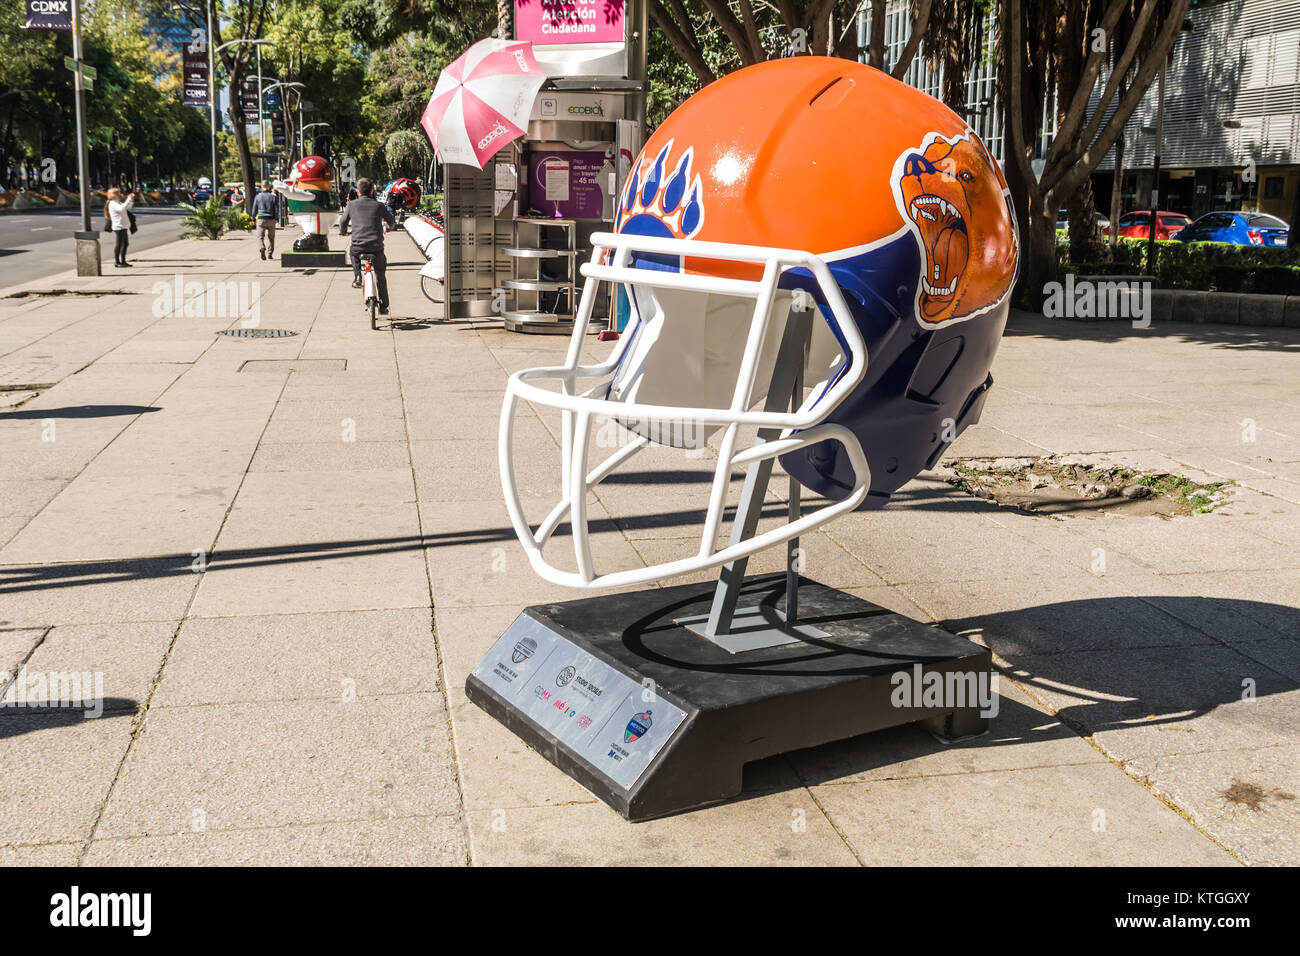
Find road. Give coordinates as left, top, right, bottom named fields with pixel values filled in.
left=0, top=207, right=187, bottom=289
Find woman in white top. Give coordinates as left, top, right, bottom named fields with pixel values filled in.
left=105, top=187, right=137, bottom=268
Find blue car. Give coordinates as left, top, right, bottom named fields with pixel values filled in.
left=1174, top=211, right=1290, bottom=247
left=192, top=185, right=213, bottom=203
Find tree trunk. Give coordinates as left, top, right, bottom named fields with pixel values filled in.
left=227, top=69, right=257, bottom=215
left=868, top=0, right=886, bottom=68
left=1067, top=176, right=1107, bottom=264
left=497, top=0, right=511, bottom=39
left=1021, top=206, right=1059, bottom=310
left=1109, top=131, right=1125, bottom=248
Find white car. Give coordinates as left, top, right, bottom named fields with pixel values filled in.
left=1056, top=209, right=1111, bottom=230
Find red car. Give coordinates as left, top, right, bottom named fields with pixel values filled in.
left=1116, top=210, right=1192, bottom=240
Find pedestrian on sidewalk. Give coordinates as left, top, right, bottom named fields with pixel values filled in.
left=104, top=187, right=137, bottom=268
left=252, top=182, right=278, bottom=260
left=339, top=178, right=396, bottom=315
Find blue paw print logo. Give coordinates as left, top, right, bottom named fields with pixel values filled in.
left=616, top=139, right=705, bottom=242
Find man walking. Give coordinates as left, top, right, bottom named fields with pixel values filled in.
left=252, top=182, right=278, bottom=259
left=339, top=178, right=396, bottom=315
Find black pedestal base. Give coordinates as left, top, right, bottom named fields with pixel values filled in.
left=466, top=574, right=992, bottom=822
left=280, top=250, right=346, bottom=268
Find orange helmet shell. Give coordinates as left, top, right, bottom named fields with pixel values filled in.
left=616, top=57, right=1017, bottom=329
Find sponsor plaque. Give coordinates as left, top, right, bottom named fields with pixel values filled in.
left=467, top=575, right=992, bottom=821
left=472, top=615, right=686, bottom=791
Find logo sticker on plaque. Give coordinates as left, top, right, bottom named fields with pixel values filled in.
left=472, top=616, right=687, bottom=790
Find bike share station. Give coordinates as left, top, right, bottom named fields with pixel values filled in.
left=440, top=1, right=645, bottom=332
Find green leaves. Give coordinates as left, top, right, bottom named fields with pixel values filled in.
left=178, top=198, right=228, bottom=240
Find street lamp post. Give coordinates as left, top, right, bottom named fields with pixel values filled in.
left=70, top=0, right=98, bottom=275
left=257, top=45, right=265, bottom=181
left=206, top=0, right=217, bottom=191
left=1145, top=63, right=1165, bottom=276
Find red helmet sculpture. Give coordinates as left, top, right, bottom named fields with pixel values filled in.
left=386, top=177, right=422, bottom=211
left=290, top=155, right=333, bottom=184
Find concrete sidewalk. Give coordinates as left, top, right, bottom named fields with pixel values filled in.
left=1, top=231, right=1296, bottom=865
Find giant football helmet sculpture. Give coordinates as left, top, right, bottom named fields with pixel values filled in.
left=276, top=155, right=340, bottom=252
left=499, top=57, right=1019, bottom=590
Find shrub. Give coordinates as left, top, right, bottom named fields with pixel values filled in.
left=1205, top=265, right=1300, bottom=295
left=178, top=199, right=226, bottom=239
left=223, top=207, right=255, bottom=231
left=1061, top=236, right=1300, bottom=293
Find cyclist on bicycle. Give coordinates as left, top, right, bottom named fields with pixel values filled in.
left=339, top=178, right=397, bottom=315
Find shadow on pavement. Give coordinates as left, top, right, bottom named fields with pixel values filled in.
left=1007, top=309, right=1300, bottom=352
left=764, top=595, right=1297, bottom=795
left=0, top=504, right=811, bottom=595
left=0, top=405, right=160, bottom=420
left=0, top=700, right=138, bottom=739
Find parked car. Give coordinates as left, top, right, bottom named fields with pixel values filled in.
left=1055, top=209, right=1110, bottom=231
left=1115, top=210, right=1192, bottom=240
left=192, top=183, right=213, bottom=202
left=1173, top=211, right=1290, bottom=247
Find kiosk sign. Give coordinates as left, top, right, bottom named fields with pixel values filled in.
left=514, top=0, right=625, bottom=45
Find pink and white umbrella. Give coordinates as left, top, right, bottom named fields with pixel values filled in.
left=421, top=38, right=546, bottom=169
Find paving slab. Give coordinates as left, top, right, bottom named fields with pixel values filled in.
left=2, top=621, right=177, bottom=714
left=153, top=608, right=440, bottom=706
left=0, top=558, right=199, bottom=627
left=1124, top=745, right=1300, bottom=866
left=811, top=763, right=1235, bottom=866
left=1003, top=643, right=1299, bottom=760
left=0, top=843, right=82, bottom=865
left=96, top=695, right=460, bottom=839
left=0, top=626, right=45, bottom=678
left=790, top=679, right=1107, bottom=786
left=82, top=815, right=467, bottom=866
left=0, top=478, right=68, bottom=517
left=0, top=708, right=137, bottom=846
left=0, top=473, right=244, bottom=564
left=466, top=795, right=861, bottom=866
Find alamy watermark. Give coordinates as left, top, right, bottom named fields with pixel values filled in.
left=1043, top=273, right=1152, bottom=328
left=1, top=668, right=104, bottom=718
left=890, top=664, right=999, bottom=719
left=152, top=274, right=261, bottom=326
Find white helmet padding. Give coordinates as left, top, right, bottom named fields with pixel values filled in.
left=608, top=285, right=846, bottom=449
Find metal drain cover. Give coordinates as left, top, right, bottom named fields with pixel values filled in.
left=217, top=328, right=299, bottom=338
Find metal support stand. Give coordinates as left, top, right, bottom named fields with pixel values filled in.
left=675, top=308, right=828, bottom=653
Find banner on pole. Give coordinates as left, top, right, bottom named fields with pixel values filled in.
left=269, top=111, right=286, bottom=147
left=241, top=76, right=260, bottom=115
left=262, top=87, right=281, bottom=119
left=24, top=0, right=72, bottom=30
left=182, top=43, right=210, bottom=107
